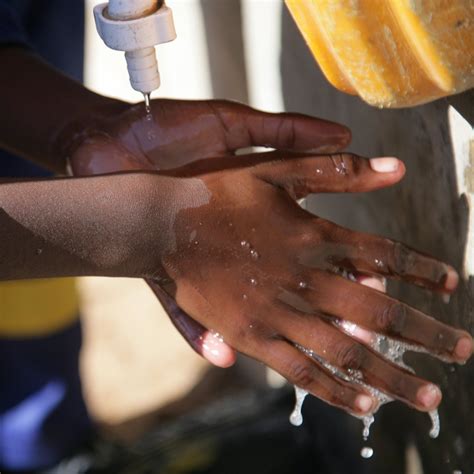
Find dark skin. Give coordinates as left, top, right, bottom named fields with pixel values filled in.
left=0, top=47, right=472, bottom=417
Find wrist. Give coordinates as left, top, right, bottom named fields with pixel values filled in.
left=116, top=172, right=173, bottom=280
left=52, top=96, right=128, bottom=174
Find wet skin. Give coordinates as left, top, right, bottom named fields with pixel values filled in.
left=70, top=99, right=352, bottom=367
left=67, top=99, right=473, bottom=416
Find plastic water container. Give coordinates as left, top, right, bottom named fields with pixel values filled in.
left=285, top=0, right=474, bottom=108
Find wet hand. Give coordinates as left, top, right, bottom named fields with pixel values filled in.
left=149, top=152, right=472, bottom=416
left=69, top=99, right=351, bottom=368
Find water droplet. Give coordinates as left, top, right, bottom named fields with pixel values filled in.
left=429, top=409, right=440, bottom=438
left=189, top=230, right=197, bottom=242
left=250, top=278, right=257, bottom=286
left=298, top=281, right=307, bottom=289
left=374, top=259, right=384, bottom=268
left=362, top=415, right=374, bottom=440
left=241, top=240, right=250, bottom=249
left=36, top=248, right=43, bottom=255
left=143, top=92, right=151, bottom=115
left=250, top=249, right=259, bottom=260
left=147, top=130, right=156, bottom=141
left=290, top=386, right=308, bottom=426
left=145, top=113, right=153, bottom=122
left=242, top=294, right=248, bottom=300
left=249, top=324, right=254, bottom=329
left=316, top=168, right=323, bottom=174
left=361, top=447, right=373, bottom=459
left=330, top=154, right=348, bottom=175
left=194, top=240, right=199, bottom=246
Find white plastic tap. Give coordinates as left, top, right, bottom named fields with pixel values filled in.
left=94, top=0, right=176, bottom=95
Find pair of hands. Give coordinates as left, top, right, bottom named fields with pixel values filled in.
left=70, top=98, right=472, bottom=416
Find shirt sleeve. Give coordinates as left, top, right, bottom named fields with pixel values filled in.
left=0, top=1, right=29, bottom=46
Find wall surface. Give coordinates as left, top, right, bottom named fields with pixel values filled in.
left=281, top=7, right=474, bottom=473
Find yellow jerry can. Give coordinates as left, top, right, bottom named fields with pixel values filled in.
left=285, top=0, right=474, bottom=108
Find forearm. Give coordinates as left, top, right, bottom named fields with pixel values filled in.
left=0, top=173, right=163, bottom=280
left=0, top=47, right=124, bottom=173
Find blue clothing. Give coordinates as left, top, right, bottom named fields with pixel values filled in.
left=0, top=321, right=90, bottom=470
left=0, top=1, right=91, bottom=470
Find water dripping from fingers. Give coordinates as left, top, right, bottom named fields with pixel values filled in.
left=289, top=386, right=308, bottom=426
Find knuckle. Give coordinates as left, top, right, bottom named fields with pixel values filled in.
left=298, top=229, right=315, bottom=246
left=340, top=153, right=360, bottom=174
left=376, top=302, right=407, bottom=335
left=334, top=342, right=367, bottom=371
left=391, top=242, right=416, bottom=276
left=276, top=116, right=297, bottom=149
left=288, top=360, right=315, bottom=389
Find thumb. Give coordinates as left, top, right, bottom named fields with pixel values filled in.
left=208, top=100, right=351, bottom=153
left=255, top=154, right=405, bottom=199
left=146, top=279, right=236, bottom=368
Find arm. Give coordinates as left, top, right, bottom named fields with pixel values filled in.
left=0, top=46, right=121, bottom=173
left=1, top=149, right=472, bottom=414
left=0, top=172, right=159, bottom=279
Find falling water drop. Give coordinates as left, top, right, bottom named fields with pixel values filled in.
left=143, top=92, right=151, bottom=115
left=362, top=414, right=375, bottom=440
left=360, top=447, right=374, bottom=459
left=429, top=410, right=440, bottom=438
left=289, top=386, right=308, bottom=426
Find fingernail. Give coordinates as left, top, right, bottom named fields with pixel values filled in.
left=444, top=266, right=459, bottom=291
left=441, top=293, right=451, bottom=304
left=455, top=336, right=473, bottom=361
left=340, top=320, right=374, bottom=345
left=355, top=394, right=374, bottom=413
left=358, top=275, right=386, bottom=293
left=417, top=384, right=441, bottom=409
left=370, top=157, right=400, bottom=173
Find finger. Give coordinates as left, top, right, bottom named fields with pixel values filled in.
left=336, top=274, right=384, bottom=345
left=272, top=309, right=442, bottom=411
left=207, top=100, right=351, bottom=153
left=146, top=279, right=236, bottom=368
left=254, top=154, right=405, bottom=199
left=254, top=338, right=375, bottom=416
left=295, top=271, right=472, bottom=363
left=314, top=224, right=459, bottom=294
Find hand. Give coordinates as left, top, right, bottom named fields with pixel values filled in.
left=133, top=151, right=471, bottom=416
left=70, top=99, right=351, bottom=368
